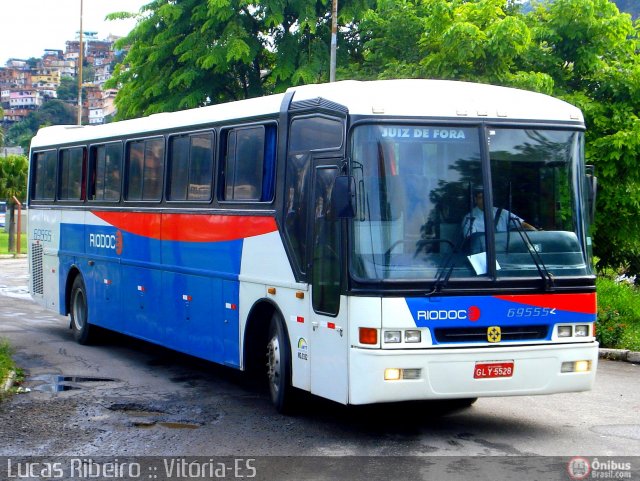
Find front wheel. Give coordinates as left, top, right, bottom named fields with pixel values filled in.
left=266, top=314, right=294, bottom=413
left=70, top=275, right=95, bottom=345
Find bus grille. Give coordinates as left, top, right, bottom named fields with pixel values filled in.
left=31, top=243, right=44, bottom=295
left=433, top=325, right=549, bottom=343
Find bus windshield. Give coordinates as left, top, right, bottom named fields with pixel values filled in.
left=350, top=124, right=592, bottom=283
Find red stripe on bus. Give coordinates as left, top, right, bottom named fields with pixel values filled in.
left=91, top=212, right=277, bottom=242
left=494, top=293, right=596, bottom=314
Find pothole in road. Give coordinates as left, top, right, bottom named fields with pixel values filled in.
left=107, top=402, right=167, bottom=417
left=26, top=374, right=119, bottom=392
left=107, top=402, right=202, bottom=430
left=134, top=421, right=200, bottom=430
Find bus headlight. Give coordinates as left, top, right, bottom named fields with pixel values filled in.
left=384, top=331, right=401, bottom=343
left=574, top=325, right=589, bottom=337
left=405, top=330, right=421, bottom=343
left=555, top=323, right=594, bottom=340
left=558, top=326, right=572, bottom=337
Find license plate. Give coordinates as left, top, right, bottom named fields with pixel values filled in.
left=474, top=361, right=514, bottom=379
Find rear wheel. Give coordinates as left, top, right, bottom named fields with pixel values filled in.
left=70, top=275, right=95, bottom=345
left=266, top=313, right=294, bottom=413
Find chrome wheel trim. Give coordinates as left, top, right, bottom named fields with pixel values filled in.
left=72, top=289, right=86, bottom=332
left=267, top=334, right=281, bottom=396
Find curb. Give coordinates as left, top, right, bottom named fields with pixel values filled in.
left=599, top=348, right=640, bottom=364
left=0, top=254, right=27, bottom=259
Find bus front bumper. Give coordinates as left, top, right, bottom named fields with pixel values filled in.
left=348, top=342, right=598, bottom=405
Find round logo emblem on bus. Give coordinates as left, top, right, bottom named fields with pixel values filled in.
left=115, top=230, right=123, bottom=256
left=468, top=306, right=480, bottom=321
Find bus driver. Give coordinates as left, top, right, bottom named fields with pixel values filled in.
left=461, top=187, right=537, bottom=237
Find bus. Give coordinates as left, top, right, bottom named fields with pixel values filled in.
left=0, top=201, right=5, bottom=228
left=27, top=79, right=598, bottom=412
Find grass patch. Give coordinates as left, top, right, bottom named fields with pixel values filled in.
left=597, top=275, right=640, bottom=351
left=0, top=339, right=18, bottom=400
left=0, top=231, right=27, bottom=255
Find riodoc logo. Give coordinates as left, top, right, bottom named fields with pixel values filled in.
left=89, top=230, right=123, bottom=255
left=416, top=306, right=481, bottom=322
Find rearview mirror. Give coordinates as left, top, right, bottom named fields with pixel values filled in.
left=331, top=175, right=356, bottom=219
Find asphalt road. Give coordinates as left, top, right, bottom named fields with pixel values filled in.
left=1, top=258, right=639, bottom=462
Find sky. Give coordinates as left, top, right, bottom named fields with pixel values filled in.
left=0, top=0, right=150, bottom=66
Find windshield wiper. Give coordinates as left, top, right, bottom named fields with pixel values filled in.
left=509, top=218, right=555, bottom=291
left=426, top=228, right=470, bottom=296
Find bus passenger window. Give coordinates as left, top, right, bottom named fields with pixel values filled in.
left=91, top=143, right=122, bottom=201
left=222, top=125, right=276, bottom=202
left=168, top=132, right=213, bottom=201
left=125, top=138, right=165, bottom=201
left=32, top=151, right=57, bottom=200
left=59, top=147, right=86, bottom=201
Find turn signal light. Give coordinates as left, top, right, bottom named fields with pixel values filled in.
left=359, top=327, right=378, bottom=345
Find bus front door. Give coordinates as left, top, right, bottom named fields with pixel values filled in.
left=309, top=162, right=348, bottom=404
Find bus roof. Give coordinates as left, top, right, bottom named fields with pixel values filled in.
left=30, top=79, right=583, bottom=149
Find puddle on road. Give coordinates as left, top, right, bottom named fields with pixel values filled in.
left=27, top=374, right=118, bottom=392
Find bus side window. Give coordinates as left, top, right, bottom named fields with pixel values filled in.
left=58, top=147, right=86, bottom=201
left=90, top=143, right=122, bottom=202
left=32, top=151, right=57, bottom=200
left=125, top=138, right=165, bottom=201
left=221, top=124, right=276, bottom=202
left=168, top=132, right=214, bottom=202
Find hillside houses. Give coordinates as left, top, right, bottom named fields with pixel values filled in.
left=0, top=35, right=122, bottom=126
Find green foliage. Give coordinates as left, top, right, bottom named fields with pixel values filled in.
left=0, top=231, right=28, bottom=255
left=596, top=275, right=640, bottom=350
left=0, top=155, right=28, bottom=203
left=0, top=339, right=17, bottom=400
left=358, top=0, right=544, bottom=89
left=56, top=76, right=78, bottom=102
left=5, top=100, right=75, bottom=151
left=108, top=0, right=373, bottom=119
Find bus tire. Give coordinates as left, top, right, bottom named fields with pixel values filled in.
left=266, top=313, right=294, bottom=414
left=70, top=275, right=94, bottom=345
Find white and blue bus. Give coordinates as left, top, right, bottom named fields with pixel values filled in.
left=28, top=80, right=598, bottom=412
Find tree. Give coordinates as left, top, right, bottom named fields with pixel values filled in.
left=527, top=0, right=640, bottom=271
left=107, top=0, right=372, bottom=119
left=356, top=0, right=551, bottom=91
left=0, top=155, right=28, bottom=203
left=56, top=76, right=78, bottom=102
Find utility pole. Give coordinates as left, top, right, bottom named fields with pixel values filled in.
left=329, top=0, right=338, bottom=82
left=77, top=0, right=84, bottom=125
